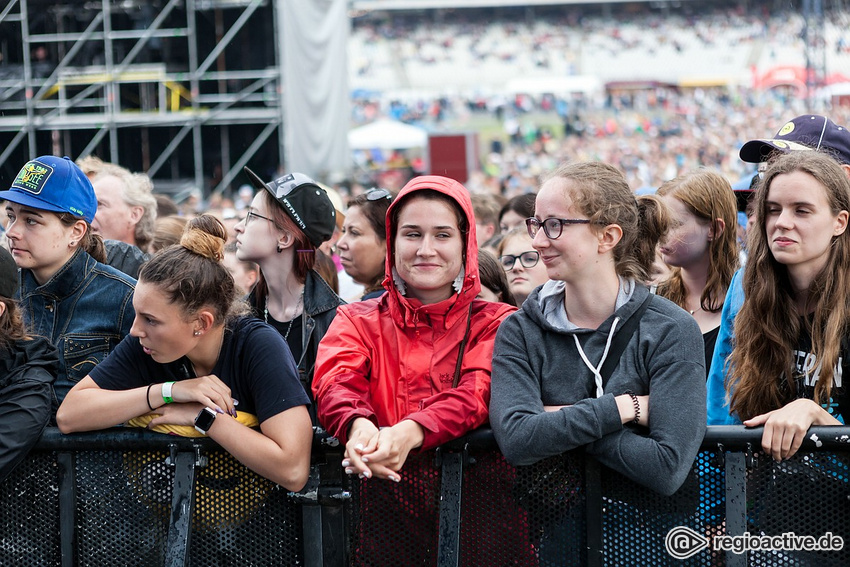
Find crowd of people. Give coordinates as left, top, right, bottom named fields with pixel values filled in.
left=346, top=3, right=850, bottom=200
left=350, top=2, right=790, bottom=91
left=1, top=112, right=850, bottom=562
left=353, top=86, right=850, bottom=199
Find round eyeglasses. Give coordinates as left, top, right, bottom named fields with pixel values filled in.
left=499, top=250, right=540, bottom=271
left=526, top=217, right=591, bottom=240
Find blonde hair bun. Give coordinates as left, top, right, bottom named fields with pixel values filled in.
left=179, top=215, right=227, bottom=262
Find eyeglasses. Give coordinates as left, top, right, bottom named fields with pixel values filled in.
left=526, top=217, right=591, bottom=239
left=366, top=188, right=392, bottom=201
left=245, top=210, right=278, bottom=227
left=499, top=250, right=540, bottom=271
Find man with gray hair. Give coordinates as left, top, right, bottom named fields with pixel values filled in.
left=91, top=163, right=157, bottom=253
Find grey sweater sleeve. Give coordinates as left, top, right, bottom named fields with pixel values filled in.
left=490, top=315, right=624, bottom=465
left=586, top=315, right=707, bottom=496
left=491, top=300, right=707, bottom=496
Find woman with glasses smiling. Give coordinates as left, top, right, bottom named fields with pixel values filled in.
left=497, top=227, right=549, bottom=306
left=490, top=161, right=706, bottom=499
left=233, top=168, right=344, bottom=413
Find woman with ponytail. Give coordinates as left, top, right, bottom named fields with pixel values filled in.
left=490, top=161, right=706, bottom=496
left=727, top=151, right=850, bottom=461
left=0, top=156, right=135, bottom=406
left=57, top=215, right=312, bottom=490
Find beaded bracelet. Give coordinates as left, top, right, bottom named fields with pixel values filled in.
left=624, top=390, right=640, bottom=425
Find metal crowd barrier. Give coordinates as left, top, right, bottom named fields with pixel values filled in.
left=1, top=426, right=848, bottom=566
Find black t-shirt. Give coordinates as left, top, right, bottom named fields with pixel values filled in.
left=790, top=318, right=849, bottom=425
left=702, top=326, right=720, bottom=379
left=89, top=316, right=310, bottom=423
left=265, top=313, right=303, bottom=366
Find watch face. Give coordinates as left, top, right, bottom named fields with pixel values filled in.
left=195, top=408, right=216, bottom=432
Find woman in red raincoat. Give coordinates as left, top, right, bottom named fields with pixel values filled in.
left=313, top=175, right=527, bottom=566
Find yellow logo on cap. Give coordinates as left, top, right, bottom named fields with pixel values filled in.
left=15, top=163, right=50, bottom=191
left=11, top=159, right=56, bottom=195
left=778, top=122, right=795, bottom=137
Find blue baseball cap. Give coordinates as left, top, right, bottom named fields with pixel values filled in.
left=0, top=156, right=97, bottom=222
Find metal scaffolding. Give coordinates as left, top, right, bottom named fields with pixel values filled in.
left=0, top=0, right=285, bottom=196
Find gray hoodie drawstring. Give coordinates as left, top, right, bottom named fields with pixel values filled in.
left=573, top=317, right=620, bottom=398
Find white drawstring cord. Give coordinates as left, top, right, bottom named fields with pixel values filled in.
left=573, top=317, right=620, bottom=398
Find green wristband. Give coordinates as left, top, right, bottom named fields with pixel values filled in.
left=162, top=381, right=175, bottom=404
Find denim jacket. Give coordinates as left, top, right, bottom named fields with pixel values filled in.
left=19, top=249, right=136, bottom=405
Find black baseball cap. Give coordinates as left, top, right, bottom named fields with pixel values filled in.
left=243, top=167, right=336, bottom=248
left=739, top=115, right=850, bottom=165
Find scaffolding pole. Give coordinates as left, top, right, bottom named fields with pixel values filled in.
left=0, top=0, right=284, bottom=196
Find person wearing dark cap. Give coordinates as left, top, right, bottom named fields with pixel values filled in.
left=0, top=246, right=59, bottom=482
left=233, top=169, right=343, bottom=412
left=739, top=114, right=850, bottom=167
left=708, top=116, right=850, bottom=424
left=0, top=156, right=135, bottom=408
left=735, top=115, right=850, bottom=235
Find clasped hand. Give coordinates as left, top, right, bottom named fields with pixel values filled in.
left=342, top=418, right=425, bottom=482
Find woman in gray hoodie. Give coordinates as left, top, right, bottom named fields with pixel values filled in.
left=490, top=161, right=707, bottom=497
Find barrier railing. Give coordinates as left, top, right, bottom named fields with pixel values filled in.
left=1, top=426, right=848, bottom=566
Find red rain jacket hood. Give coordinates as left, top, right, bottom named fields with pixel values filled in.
left=382, top=175, right=482, bottom=328
left=313, top=176, right=515, bottom=449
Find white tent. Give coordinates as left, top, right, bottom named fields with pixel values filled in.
left=348, top=119, right=428, bottom=150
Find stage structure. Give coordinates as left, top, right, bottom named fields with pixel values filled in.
left=0, top=0, right=349, bottom=196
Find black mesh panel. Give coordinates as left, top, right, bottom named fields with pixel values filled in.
left=747, top=450, right=850, bottom=566
left=472, top=451, right=585, bottom=566
left=601, top=450, right=714, bottom=566
left=75, top=451, right=171, bottom=565
left=348, top=451, right=440, bottom=566
left=188, top=451, right=303, bottom=566
left=0, top=451, right=61, bottom=567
